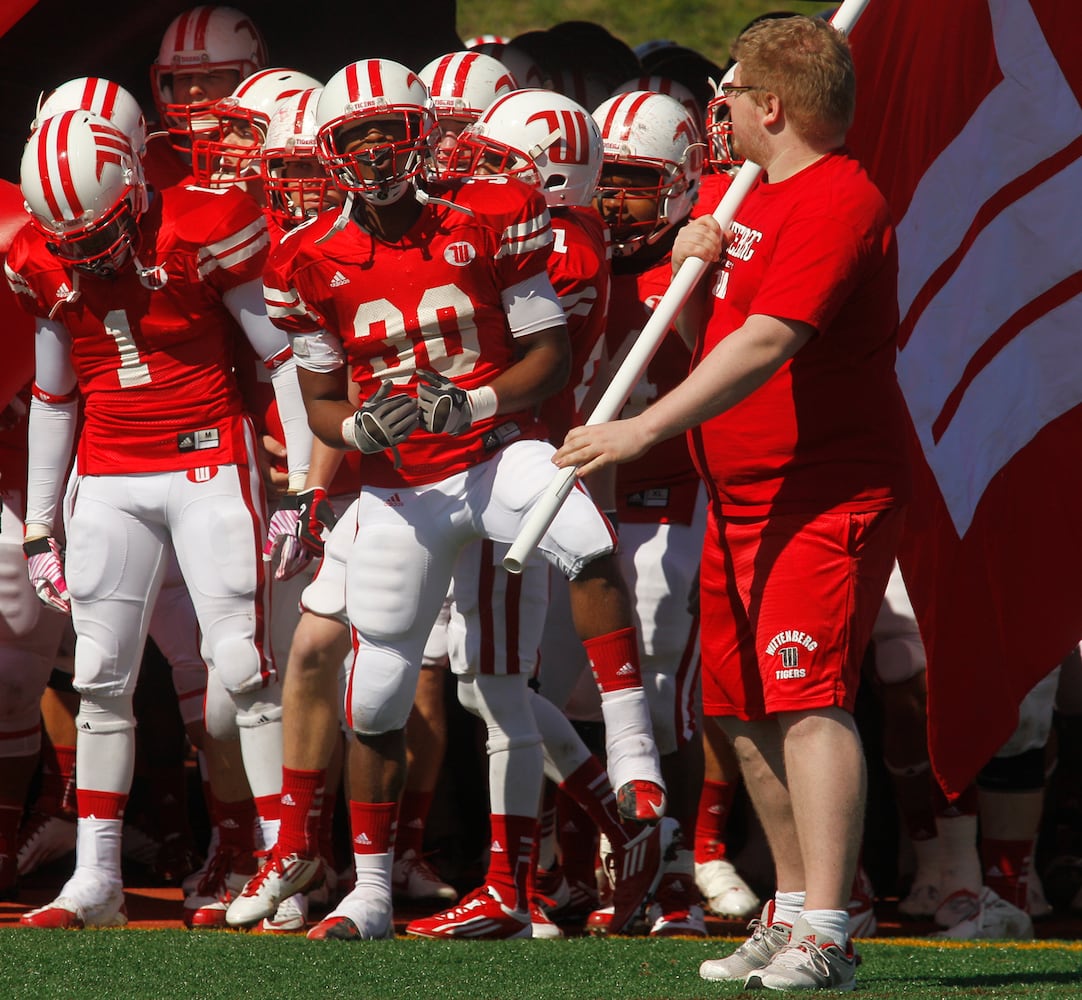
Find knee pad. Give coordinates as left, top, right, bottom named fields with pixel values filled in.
left=977, top=746, right=1046, bottom=792
left=347, top=643, right=418, bottom=735
left=232, top=688, right=284, bottom=730
left=206, top=635, right=270, bottom=696
left=458, top=675, right=541, bottom=756
left=76, top=693, right=136, bottom=734
left=203, top=667, right=238, bottom=741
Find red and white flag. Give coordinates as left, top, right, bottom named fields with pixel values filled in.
left=846, top=0, right=1082, bottom=796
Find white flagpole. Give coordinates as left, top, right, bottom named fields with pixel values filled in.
left=503, top=0, right=874, bottom=574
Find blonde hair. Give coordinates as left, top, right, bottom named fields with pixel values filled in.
left=731, top=15, right=855, bottom=144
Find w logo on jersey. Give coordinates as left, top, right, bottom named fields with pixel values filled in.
left=186, top=466, right=218, bottom=483
left=88, top=122, right=131, bottom=180
left=444, top=241, right=476, bottom=266
left=526, top=109, right=592, bottom=164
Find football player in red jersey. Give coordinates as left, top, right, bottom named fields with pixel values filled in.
left=223, top=58, right=665, bottom=942
left=409, top=87, right=681, bottom=940
left=6, top=110, right=312, bottom=930
left=557, top=18, right=908, bottom=990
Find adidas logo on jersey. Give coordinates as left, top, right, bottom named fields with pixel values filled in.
left=55, top=282, right=72, bottom=299
left=330, top=270, right=350, bottom=287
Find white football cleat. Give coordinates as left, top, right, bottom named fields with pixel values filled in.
left=21, top=870, right=127, bottom=929
left=695, top=857, right=760, bottom=919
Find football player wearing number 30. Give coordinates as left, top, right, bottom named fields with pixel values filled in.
left=6, top=103, right=312, bottom=929
left=230, top=58, right=666, bottom=942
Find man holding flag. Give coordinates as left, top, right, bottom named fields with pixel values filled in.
left=554, top=14, right=907, bottom=991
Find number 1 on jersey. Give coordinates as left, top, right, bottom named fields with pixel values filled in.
left=104, top=310, right=151, bottom=387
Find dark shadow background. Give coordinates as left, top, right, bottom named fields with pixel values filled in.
left=0, top=0, right=462, bottom=181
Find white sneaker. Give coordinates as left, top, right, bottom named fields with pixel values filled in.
left=391, top=848, right=457, bottom=902
left=21, top=870, right=127, bottom=929
left=699, top=900, right=792, bottom=981
left=935, top=886, right=1035, bottom=939
left=261, top=892, right=309, bottom=933
left=306, top=886, right=395, bottom=941
left=226, top=850, right=324, bottom=927
left=183, top=848, right=251, bottom=929
left=744, top=916, right=857, bottom=992
left=898, top=879, right=940, bottom=919
left=16, top=812, right=77, bottom=876
left=695, top=857, right=760, bottom=919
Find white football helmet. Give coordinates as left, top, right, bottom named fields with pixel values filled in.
left=33, top=77, right=148, bottom=157
left=21, top=110, right=147, bottom=276
left=449, top=89, right=603, bottom=208
left=419, top=51, right=518, bottom=127
left=192, top=67, right=323, bottom=187
left=262, top=88, right=338, bottom=226
left=316, top=59, right=436, bottom=205
left=151, top=5, right=267, bottom=150
left=592, top=90, right=704, bottom=256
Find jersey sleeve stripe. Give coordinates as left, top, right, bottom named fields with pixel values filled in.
left=196, top=219, right=270, bottom=277
left=559, top=286, right=598, bottom=318
left=495, top=213, right=553, bottom=259
left=4, top=262, right=35, bottom=299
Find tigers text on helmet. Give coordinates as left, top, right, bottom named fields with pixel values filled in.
left=151, top=5, right=267, bottom=155
left=315, top=59, right=437, bottom=205
left=447, top=88, right=603, bottom=208
left=192, top=67, right=322, bottom=188
left=21, top=110, right=148, bottom=277
left=33, top=77, right=148, bottom=157
left=262, top=88, right=338, bottom=227
left=592, top=90, right=704, bottom=256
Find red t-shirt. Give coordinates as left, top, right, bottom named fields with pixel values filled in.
left=5, top=183, right=269, bottom=475
left=688, top=150, right=910, bottom=515
left=265, top=176, right=554, bottom=488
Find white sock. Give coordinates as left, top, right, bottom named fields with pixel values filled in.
left=800, top=907, right=850, bottom=946
left=773, top=889, right=805, bottom=925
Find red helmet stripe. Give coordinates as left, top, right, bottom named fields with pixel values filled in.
left=36, top=116, right=65, bottom=221
left=367, top=60, right=385, bottom=98
left=452, top=52, right=478, bottom=97
left=430, top=55, right=453, bottom=96
left=52, top=112, right=83, bottom=220
left=191, top=5, right=213, bottom=50
left=345, top=61, right=361, bottom=103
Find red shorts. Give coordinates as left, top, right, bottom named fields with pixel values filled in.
left=699, top=505, right=904, bottom=720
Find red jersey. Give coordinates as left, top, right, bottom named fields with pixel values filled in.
left=144, top=132, right=192, bottom=192
left=606, top=255, right=700, bottom=525
left=689, top=151, right=910, bottom=515
left=539, top=205, right=610, bottom=444
left=265, top=176, right=554, bottom=488
left=5, top=183, right=270, bottom=475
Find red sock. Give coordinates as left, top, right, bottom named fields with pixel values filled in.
left=213, top=796, right=257, bottom=855
left=556, top=789, right=600, bottom=889
left=583, top=627, right=642, bottom=692
left=395, top=789, right=434, bottom=857
left=276, top=767, right=325, bottom=858
left=38, top=743, right=77, bottom=817
left=78, top=789, right=126, bottom=821
left=348, top=801, right=396, bottom=856
left=695, top=779, right=737, bottom=864
left=487, top=813, right=536, bottom=912
left=981, top=837, right=1031, bottom=909
left=559, top=756, right=624, bottom=845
